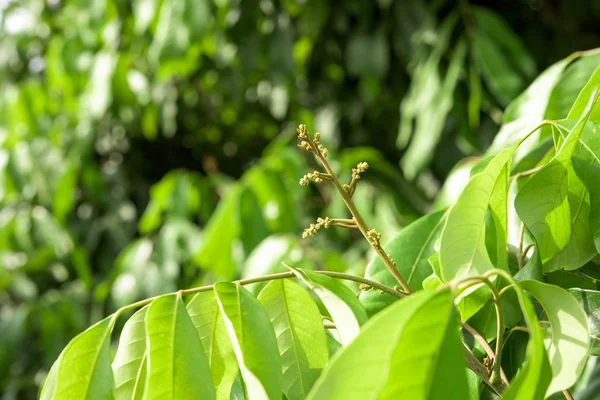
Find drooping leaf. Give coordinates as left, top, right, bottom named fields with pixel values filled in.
left=520, top=280, right=589, bottom=396
left=360, top=209, right=447, bottom=314
left=501, top=281, right=552, bottom=400
left=112, top=307, right=148, bottom=400
left=307, top=289, right=468, bottom=400
left=566, top=66, right=600, bottom=123
left=144, top=294, right=215, bottom=399
left=187, top=292, right=238, bottom=400
left=292, top=269, right=367, bottom=346
left=214, top=282, right=281, bottom=400
left=568, top=288, right=600, bottom=356
left=41, top=317, right=116, bottom=400
left=258, top=279, right=329, bottom=400
left=400, top=38, right=466, bottom=179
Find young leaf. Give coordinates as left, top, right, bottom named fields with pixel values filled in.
left=187, top=291, right=238, bottom=400
left=360, top=209, right=447, bottom=314
left=568, top=288, right=600, bottom=355
left=41, top=317, right=116, bottom=400
left=515, top=91, right=599, bottom=264
left=144, top=293, right=215, bottom=399
left=292, top=269, right=367, bottom=346
left=307, top=289, right=468, bottom=399
left=258, top=279, right=329, bottom=400
left=112, top=306, right=149, bottom=400
left=520, top=280, right=589, bottom=396
left=440, top=147, right=513, bottom=282
left=214, top=282, right=281, bottom=400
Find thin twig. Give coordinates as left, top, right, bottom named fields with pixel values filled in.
left=563, top=389, right=575, bottom=400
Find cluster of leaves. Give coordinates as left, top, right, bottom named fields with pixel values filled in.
left=42, top=57, right=600, bottom=399
left=4, top=0, right=600, bottom=398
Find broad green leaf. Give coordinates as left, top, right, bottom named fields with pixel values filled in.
left=545, top=52, right=600, bottom=121
left=238, top=185, right=271, bottom=255
left=568, top=289, right=600, bottom=355
left=432, top=158, right=480, bottom=210
left=112, top=307, right=148, bottom=400
left=520, top=281, right=589, bottom=396
left=41, top=317, right=115, bottom=400
left=293, top=269, right=367, bottom=346
left=258, top=280, right=329, bottom=400
left=144, top=294, right=215, bottom=399
left=466, top=369, right=480, bottom=400
left=214, top=282, right=281, bottom=400
left=440, top=147, right=513, bottom=282
left=567, top=66, right=600, bottom=122
left=545, top=167, right=596, bottom=271
left=307, top=289, right=468, bottom=400
left=487, top=59, right=568, bottom=160
left=573, top=121, right=600, bottom=253
left=187, top=292, right=238, bottom=400
left=516, top=92, right=599, bottom=264
left=360, top=209, right=447, bottom=314
left=501, top=281, right=551, bottom=400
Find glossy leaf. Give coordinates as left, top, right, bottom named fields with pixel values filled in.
left=520, top=280, right=589, bottom=396
left=360, top=209, right=447, bottom=314
left=187, top=292, right=238, bottom=400
left=112, top=306, right=148, bottom=400
left=440, top=147, right=513, bottom=282
left=214, top=282, right=281, bottom=400
left=41, top=317, right=115, bottom=400
left=292, top=269, right=367, bottom=346
left=307, top=289, right=468, bottom=399
left=144, top=293, right=215, bottom=399
left=258, top=279, right=329, bottom=400
left=568, top=288, right=600, bottom=355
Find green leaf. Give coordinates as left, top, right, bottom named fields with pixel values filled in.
left=112, top=307, right=148, bottom=400
left=400, top=37, right=466, bottom=180
left=516, top=92, right=599, bottom=264
left=487, top=59, right=568, bottom=161
left=41, top=317, right=115, bottom=400
left=258, top=279, right=329, bottom=400
left=214, top=282, right=281, bottom=400
left=292, top=269, right=367, bottom=346
left=144, top=293, right=215, bottom=399
left=520, top=280, right=589, bottom=396
left=545, top=166, right=597, bottom=271
left=307, top=289, right=468, bottom=399
left=501, top=281, right=552, bottom=400
left=360, top=209, right=446, bottom=314
left=187, top=292, right=238, bottom=400
left=440, top=147, right=513, bottom=281
left=567, top=66, right=600, bottom=123
left=573, top=121, right=600, bottom=254
left=194, top=185, right=242, bottom=280
left=568, top=289, right=600, bottom=355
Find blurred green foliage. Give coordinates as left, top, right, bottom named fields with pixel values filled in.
left=2, top=0, right=600, bottom=398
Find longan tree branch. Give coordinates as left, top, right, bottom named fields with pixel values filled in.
left=297, top=125, right=412, bottom=293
